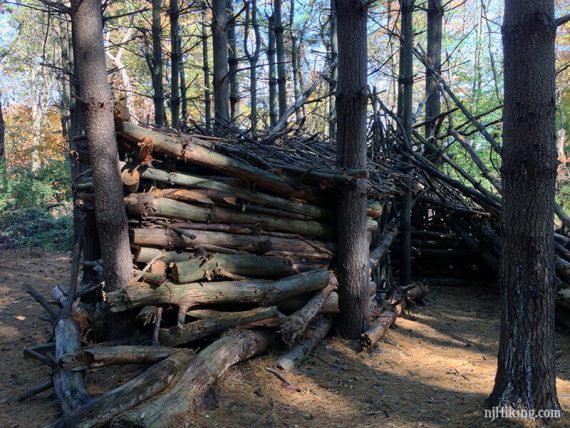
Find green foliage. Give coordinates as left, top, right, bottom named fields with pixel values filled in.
left=0, top=159, right=73, bottom=250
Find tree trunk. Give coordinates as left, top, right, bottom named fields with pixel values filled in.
left=334, top=0, right=369, bottom=338
left=201, top=1, right=212, bottom=130
left=487, top=0, right=561, bottom=415
left=328, top=0, right=338, bottom=139
left=268, top=13, right=278, bottom=127
left=398, top=0, right=414, bottom=287
left=244, top=0, right=261, bottom=133
left=169, top=0, right=181, bottom=130
left=290, top=0, right=301, bottom=122
left=274, top=0, right=287, bottom=118
left=425, top=0, right=442, bottom=142
left=151, top=0, right=166, bottom=127
left=227, top=0, right=239, bottom=121
left=178, top=34, right=188, bottom=127
left=71, top=0, right=132, bottom=291
left=212, top=0, right=230, bottom=128
left=69, top=22, right=102, bottom=283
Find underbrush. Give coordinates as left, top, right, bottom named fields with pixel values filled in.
left=0, top=160, right=73, bottom=251
left=0, top=204, right=73, bottom=251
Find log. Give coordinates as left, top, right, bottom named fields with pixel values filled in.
left=107, top=269, right=333, bottom=312
left=171, top=254, right=324, bottom=283
left=156, top=188, right=315, bottom=220
left=159, top=306, right=283, bottom=346
left=280, top=275, right=337, bottom=346
left=132, top=270, right=166, bottom=286
left=49, top=350, right=194, bottom=428
left=119, top=122, right=310, bottom=199
left=60, top=346, right=175, bottom=370
left=369, top=221, right=398, bottom=269
left=131, top=228, right=335, bottom=258
left=279, top=291, right=339, bottom=315
left=125, top=162, right=331, bottom=219
left=125, top=193, right=334, bottom=238
left=111, top=330, right=273, bottom=427
left=276, top=315, right=332, bottom=372
left=154, top=188, right=216, bottom=205
left=53, top=318, right=91, bottom=414
left=359, top=307, right=400, bottom=349
left=120, top=164, right=141, bottom=193
left=360, top=284, right=427, bottom=349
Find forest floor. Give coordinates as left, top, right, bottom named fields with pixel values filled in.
left=0, top=248, right=569, bottom=427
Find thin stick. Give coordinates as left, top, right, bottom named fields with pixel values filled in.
left=23, top=284, right=59, bottom=320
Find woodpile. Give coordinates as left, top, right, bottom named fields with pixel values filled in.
left=23, top=117, right=421, bottom=427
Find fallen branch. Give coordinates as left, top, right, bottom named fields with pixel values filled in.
left=276, top=315, right=332, bottom=372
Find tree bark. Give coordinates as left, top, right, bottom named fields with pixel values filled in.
left=328, top=0, right=338, bottom=139
left=131, top=227, right=335, bottom=257
left=201, top=1, right=212, bottom=130
left=398, top=0, right=414, bottom=286
left=274, top=0, right=287, bottom=118
left=290, top=0, right=301, bottom=122
left=112, top=330, right=273, bottom=427
left=425, top=0, right=442, bottom=142
left=171, top=253, right=322, bottom=282
left=169, top=0, right=181, bottom=130
left=267, top=13, right=278, bottom=127
left=49, top=350, right=193, bottom=428
left=71, top=0, right=131, bottom=291
left=227, top=0, right=239, bottom=121
left=151, top=0, right=166, bottom=127
left=107, top=269, right=333, bottom=312
left=59, top=346, right=175, bottom=370
left=334, top=0, right=369, bottom=338
left=212, top=0, right=230, bottom=128
left=159, top=307, right=282, bottom=346
left=244, top=0, right=261, bottom=133
left=124, top=193, right=334, bottom=238
left=487, top=0, right=561, bottom=415
left=276, top=315, right=332, bottom=372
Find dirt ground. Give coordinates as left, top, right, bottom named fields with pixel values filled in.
left=0, top=248, right=569, bottom=427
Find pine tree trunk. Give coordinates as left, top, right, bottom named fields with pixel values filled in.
left=178, top=35, right=188, bottom=127
left=274, top=0, right=287, bottom=118
left=334, top=0, right=369, bottom=338
left=227, top=0, right=239, bottom=121
left=268, top=13, right=278, bottom=127
left=212, top=0, right=230, bottom=128
left=328, top=0, right=338, bottom=139
left=425, top=0, right=442, bottom=141
left=244, top=0, right=261, bottom=133
left=201, top=1, right=212, bottom=130
left=290, top=0, right=301, bottom=122
left=71, top=0, right=132, bottom=291
left=169, top=0, right=181, bottom=130
left=69, top=25, right=101, bottom=284
left=397, top=0, right=414, bottom=287
left=151, top=0, right=166, bottom=127
left=487, top=0, right=561, bottom=415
